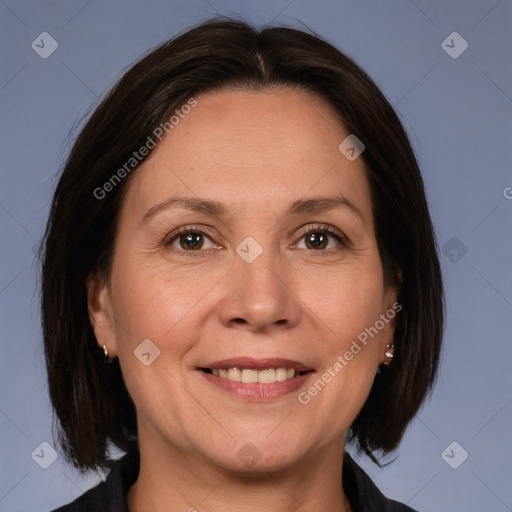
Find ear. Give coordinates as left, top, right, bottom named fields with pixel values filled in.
left=86, top=272, right=118, bottom=358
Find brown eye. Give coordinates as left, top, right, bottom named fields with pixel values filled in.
left=165, top=227, right=219, bottom=253
left=178, top=232, right=204, bottom=250
left=294, top=225, right=346, bottom=251
left=304, top=232, right=329, bottom=250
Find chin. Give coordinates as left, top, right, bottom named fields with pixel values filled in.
left=202, top=438, right=305, bottom=475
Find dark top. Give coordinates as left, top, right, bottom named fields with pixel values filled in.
left=52, top=451, right=418, bottom=512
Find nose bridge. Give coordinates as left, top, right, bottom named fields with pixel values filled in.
left=219, top=239, right=300, bottom=332
left=238, top=251, right=283, bottom=304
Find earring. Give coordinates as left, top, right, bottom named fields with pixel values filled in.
left=382, top=343, right=394, bottom=366
left=103, top=344, right=115, bottom=364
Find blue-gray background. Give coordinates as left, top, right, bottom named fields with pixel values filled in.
left=1, top=1, right=511, bottom=511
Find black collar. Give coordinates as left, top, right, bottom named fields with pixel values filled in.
left=54, top=450, right=417, bottom=512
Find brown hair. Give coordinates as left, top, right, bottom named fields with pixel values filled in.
left=41, top=18, right=444, bottom=473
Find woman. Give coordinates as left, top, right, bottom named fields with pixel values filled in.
left=42, top=18, right=443, bottom=512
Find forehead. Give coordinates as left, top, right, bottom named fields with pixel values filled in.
left=122, top=88, right=372, bottom=222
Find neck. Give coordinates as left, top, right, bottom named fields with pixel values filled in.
left=127, top=427, right=353, bottom=512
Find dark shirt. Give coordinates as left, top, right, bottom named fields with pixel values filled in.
left=52, top=451, right=418, bottom=512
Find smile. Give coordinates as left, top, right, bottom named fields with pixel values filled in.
left=198, top=358, right=315, bottom=399
left=201, top=367, right=306, bottom=383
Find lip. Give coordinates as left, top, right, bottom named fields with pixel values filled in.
left=197, top=358, right=315, bottom=400
left=199, top=370, right=314, bottom=400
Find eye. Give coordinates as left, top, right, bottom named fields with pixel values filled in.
left=163, top=223, right=348, bottom=255
left=164, top=226, right=221, bottom=252
left=292, top=223, right=348, bottom=251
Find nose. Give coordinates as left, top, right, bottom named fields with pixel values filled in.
left=218, top=250, right=301, bottom=335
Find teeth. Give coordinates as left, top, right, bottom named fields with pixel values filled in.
left=276, top=368, right=288, bottom=381
left=210, top=367, right=298, bottom=384
left=258, top=369, right=276, bottom=383
left=242, top=369, right=259, bottom=383
left=227, top=368, right=242, bottom=381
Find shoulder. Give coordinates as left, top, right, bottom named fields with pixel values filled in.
left=51, top=478, right=113, bottom=512
left=343, top=452, right=419, bottom=512
left=50, top=451, right=140, bottom=512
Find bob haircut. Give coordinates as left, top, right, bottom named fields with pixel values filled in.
left=41, top=18, right=444, bottom=473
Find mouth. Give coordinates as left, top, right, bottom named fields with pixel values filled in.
left=197, top=358, right=315, bottom=399
left=200, top=367, right=312, bottom=383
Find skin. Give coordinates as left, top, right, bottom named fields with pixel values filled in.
left=87, top=88, right=398, bottom=512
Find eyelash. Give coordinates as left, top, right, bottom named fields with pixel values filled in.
left=163, top=223, right=349, bottom=257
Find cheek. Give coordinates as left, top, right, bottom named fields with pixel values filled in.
left=300, top=273, right=385, bottom=434
left=108, top=261, right=213, bottom=436
left=111, top=255, right=222, bottom=336
left=310, top=263, right=386, bottom=343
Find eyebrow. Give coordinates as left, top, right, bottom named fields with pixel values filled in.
left=140, top=195, right=366, bottom=226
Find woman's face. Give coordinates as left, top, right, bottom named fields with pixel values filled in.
left=88, top=88, right=398, bottom=472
